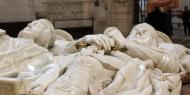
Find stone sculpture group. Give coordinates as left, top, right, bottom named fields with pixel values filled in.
left=0, top=19, right=189, bottom=95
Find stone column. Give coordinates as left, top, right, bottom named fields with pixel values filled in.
left=94, top=0, right=134, bottom=37
left=93, top=0, right=109, bottom=34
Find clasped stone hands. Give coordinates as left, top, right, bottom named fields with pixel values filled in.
left=77, top=34, right=115, bottom=52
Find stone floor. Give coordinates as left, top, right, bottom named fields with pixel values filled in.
left=172, top=26, right=190, bottom=48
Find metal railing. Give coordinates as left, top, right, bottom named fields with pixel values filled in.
left=139, top=0, right=147, bottom=23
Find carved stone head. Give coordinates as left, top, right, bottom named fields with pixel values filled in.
left=127, top=23, right=159, bottom=47
left=19, top=19, right=56, bottom=48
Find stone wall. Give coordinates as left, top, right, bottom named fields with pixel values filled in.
left=45, top=0, right=93, bottom=28
left=33, top=0, right=47, bottom=12
left=0, top=0, right=134, bottom=36
left=108, top=0, right=134, bottom=36
left=0, top=0, right=36, bottom=23
left=94, top=0, right=134, bottom=37
left=45, top=0, right=134, bottom=36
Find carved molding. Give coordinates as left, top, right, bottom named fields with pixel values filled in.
left=114, top=0, right=127, bottom=3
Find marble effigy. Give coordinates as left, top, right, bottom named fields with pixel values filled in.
left=0, top=20, right=189, bottom=95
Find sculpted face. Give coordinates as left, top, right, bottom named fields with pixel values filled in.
left=19, top=19, right=55, bottom=48
left=127, top=23, right=158, bottom=46
left=24, top=20, right=46, bottom=34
